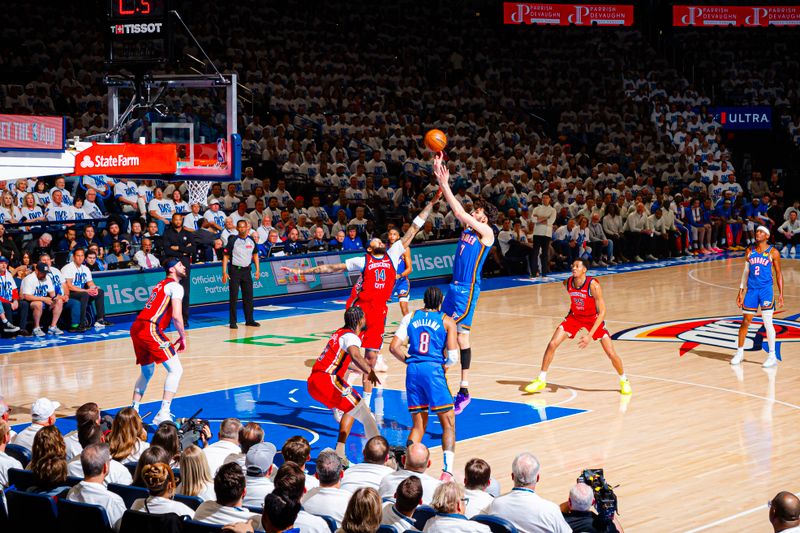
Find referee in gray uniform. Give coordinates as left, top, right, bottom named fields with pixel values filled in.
left=222, top=220, right=261, bottom=329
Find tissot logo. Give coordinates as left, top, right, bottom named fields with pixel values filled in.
left=612, top=315, right=800, bottom=356
left=109, top=22, right=163, bottom=35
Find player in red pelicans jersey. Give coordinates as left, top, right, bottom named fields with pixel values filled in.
left=525, top=258, right=632, bottom=395
left=307, top=306, right=380, bottom=461
left=130, top=259, right=188, bottom=425
left=283, top=191, right=440, bottom=408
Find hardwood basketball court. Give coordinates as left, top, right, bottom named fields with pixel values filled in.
left=2, top=255, right=798, bottom=532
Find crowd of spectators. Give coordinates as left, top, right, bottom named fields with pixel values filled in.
left=0, top=397, right=631, bottom=532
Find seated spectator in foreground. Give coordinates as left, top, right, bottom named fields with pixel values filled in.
left=561, top=482, right=621, bottom=533
left=463, top=458, right=494, bottom=518
left=243, top=442, right=277, bottom=508
left=307, top=226, right=329, bottom=251
left=301, top=449, right=352, bottom=525
left=66, top=443, right=127, bottom=531
left=0, top=421, right=23, bottom=489
left=12, top=396, right=59, bottom=451
left=279, top=435, right=319, bottom=491
left=177, top=444, right=216, bottom=501
left=224, top=491, right=302, bottom=533
left=328, top=230, right=346, bottom=251
left=768, top=491, right=800, bottom=533
left=204, top=417, right=242, bottom=476
left=108, top=407, right=150, bottom=464
left=340, top=436, right=394, bottom=493
left=379, top=443, right=441, bottom=505
left=486, top=452, right=571, bottom=533
left=284, top=227, right=305, bottom=255
left=151, top=422, right=181, bottom=468
left=333, top=487, right=382, bottom=533
left=67, top=424, right=132, bottom=486
left=131, top=462, right=195, bottom=517
left=424, top=481, right=491, bottom=533
left=28, top=425, right=70, bottom=497
left=380, top=475, right=422, bottom=532
left=194, top=462, right=263, bottom=530
left=272, top=461, right=330, bottom=533
left=105, top=241, right=131, bottom=267
left=132, top=445, right=172, bottom=487
left=64, top=401, right=100, bottom=460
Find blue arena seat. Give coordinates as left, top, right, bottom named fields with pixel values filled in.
left=57, top=498, right=114, bottom=533
left=471, top=514, right=519, bottom=533
left=0, top=493, right=9, bottom=530
left=7, top=468, right=35, bottom=491
left=245, top=505, right=262, bottom=513
left=182, top=519, right=224, bottom=532
left=412, top=505, right=437, bottom=530
left=377, top=526, right=396, bottom=533
left=6, top=489, right=58, bottom=531
left=108, top=482, right=149, bottom=508
left=119, top=509, right=183, bottom=533
left=5, top=444, right=31, bottom=466
left=315, top=513, right=337, bottom=532
left=173, top=493, right=203, bottom=510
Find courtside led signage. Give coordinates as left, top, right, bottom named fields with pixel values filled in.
left=0, top=114, right=65, bottom=152
left=504, top=3, right=634, bottom=26
left=674, top=6, right=800, bottom=27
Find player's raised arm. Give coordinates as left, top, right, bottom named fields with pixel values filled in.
left=347, top=345, right=380, bottom=386
left=281, top=262, right=349, bottom=275
left=398, top=189, right=443, bottom=250
left=579, top=279, right=607, bottom=349
left=433, top=153, right=494, bottom=246
left=772, top=247, right=784, bottom=309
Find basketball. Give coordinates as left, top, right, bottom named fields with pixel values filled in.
left=424, top=129, right=447, bottom=152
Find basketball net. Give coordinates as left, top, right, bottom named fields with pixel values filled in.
left=186, top=180, right=211, bottom=207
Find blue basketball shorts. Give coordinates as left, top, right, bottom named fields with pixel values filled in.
left=743, top=285, right=774, bottom=314
left=392, top=277, right=410, bottom=302
left=406, top=362, right=453, bottom=414
left=441, top=282, right=481, bottom=332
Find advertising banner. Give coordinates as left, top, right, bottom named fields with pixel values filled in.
left=96, top=241, right=458, bottom=315
left=0, top=114, right=65, bottom=152
left=504, top=3, right=634, bottom=26
left=709, top=106, right=772, bottom=130
left=673, top=6, right=800, bottom=27
left=72, top=142, right=177, bottom=175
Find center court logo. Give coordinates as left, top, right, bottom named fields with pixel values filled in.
left=612, top=315, right=800, bottom=356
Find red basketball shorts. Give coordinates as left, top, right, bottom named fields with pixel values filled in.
left=559, top=314, right=609, bottom=341
left=130, top=319, right=176, bottom=366
left=307, top=371, right=361, bottom=413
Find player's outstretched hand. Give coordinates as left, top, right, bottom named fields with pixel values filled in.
left=433, top=155, right=449, bottom=185
left=736, top=290, right=744, bottom=309
left=367, top=369, right=381, bottom=387
left=578, top=335, right=591, bottom=349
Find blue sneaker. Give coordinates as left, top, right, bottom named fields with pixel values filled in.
left=453, top=392, right=471, bottom=415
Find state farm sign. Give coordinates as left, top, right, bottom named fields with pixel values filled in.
left=72, top=143, right=177, bottom=175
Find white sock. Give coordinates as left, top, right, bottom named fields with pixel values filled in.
left=160, top=399, right=171, bottom=413
left=362, top=391, right=372, bottom=408
left=132, top=401, right=141, bottom=412
left=459, top=380, right=469, bottom=388
left=619, top=374, right=627, bottom=382
left=736, top=347, right=744, bottom=357
left=538, top=372, right=547, bottom=381
left=443, top=450, right=455, bottom=474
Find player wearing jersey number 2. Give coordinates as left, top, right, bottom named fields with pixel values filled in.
left=525, top=258, right=632, bottom=395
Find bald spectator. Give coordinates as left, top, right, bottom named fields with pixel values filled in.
left=379, top=443, right=441, bottom=505
left=485, top=452, right=571, bottom=533
left=769, top=492, right=800, bottom=533
left=562, top=483, right=621, bottom=533
left=204, top=418, right=242, bottom=476
left=340, top=436, right=394, bottom=493
left=301, top=449, right=352, bottom=525
left=133, top=238, right=161, bottom=269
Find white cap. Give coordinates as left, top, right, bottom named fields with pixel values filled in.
left=31, top=397, right=60, bottom=422
left=208, top=199, right=220, bottom=206
left=756, top=225, right=770, bottom=237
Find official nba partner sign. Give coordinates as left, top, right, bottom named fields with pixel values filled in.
left=674, top=6, right=800, bottom=27
left=612, top=315, right=800, bottom=357
left=504, top=3, right=634, bottom=26
left=72, top=142, right=177, bottom=175
left=0, top=114, right=65, bottom=151
left=709, top=106, right=772, bottom=131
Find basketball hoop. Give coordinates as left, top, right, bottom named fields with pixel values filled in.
left=186, top=180, right=212, bottom=207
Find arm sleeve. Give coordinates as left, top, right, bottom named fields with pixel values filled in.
left=345, top=257, right=365, bottom=272
left=393, top=313, right=412, bottom=341
left=339, top=332, right=362, bottom=351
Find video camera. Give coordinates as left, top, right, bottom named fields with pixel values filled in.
left=175, top=408, right=209, bottom=450
left=577, top=468, right=618, bottom=521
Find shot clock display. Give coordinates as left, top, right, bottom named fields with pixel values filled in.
left=106, top=0, right=172, bottom=66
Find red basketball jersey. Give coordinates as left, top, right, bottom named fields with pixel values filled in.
left=312, top=327, right=358, bottom=378
left=136, top=278, right=180, bottom=330
left=354, top=253, right=395, bottom=305
left=567, top=276, right=598, bottom=318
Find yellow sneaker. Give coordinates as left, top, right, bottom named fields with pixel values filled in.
left=524, top=378, right=547, bottom=394
left=620, top=379, right=632, bottom=395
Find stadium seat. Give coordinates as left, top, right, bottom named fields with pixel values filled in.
left=66, top=475, right=84, bottom=486
left=412, top=505, right=437, bottom=530
left=123, top=463, right=137, bottom=476
left=174, top=493, right=203, bottom=510
left=119, top=509, right=183, bottom=533
left=57, top=498, right=114, bottom=533
left=472, top=514, right=519, bottom=533
left=108, top=482, right=149, bottom=508
left=0, top=494, right=9, bottom=530
left=316, top=514, right=337, bottom=532
left=182, top=519, right=224, bottom=532
left=6, top=489, right=58, bottom=531
left=5, top=444, right=31, bottom=466
left=245, top=505, right=262, bottom=513
left=377, top=526, right=396, bottom=533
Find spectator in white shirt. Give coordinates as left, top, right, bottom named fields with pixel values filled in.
left=177, top=444, right=216, bottom=502
left=12, top=396, right=59, bottom=451
left=341, top=435, right=394, bottom=493
left=272, top=461, right=330, bottom=533
left=381, top=475, right=422, bottom=532
left=131, top=462, right=195, bottom=517
left=278, top=436, right=320, bottom=491
left=133, top=238, right=161, bottom=269
left=301, top=449, right=352, bottom=525
left=485, top=452, right=571, bottom=533
left=63, top=402, right=101, bottom=461
left=193, top=462, right=263, bottom=530
left=464, top=458, right=494, bottom=519
left=379, top=443, right=441, bottom=505
left=424, top=481, right=491, bottom=532
left=66, top=443, right=127, bottom=531
left=61, top=248, right=111, bottom=328
left=204, top=417, right=243, bottom=476
left=67, top=424, right=132, bottom=486
left=242, top=442, right=276, bottom=508
left=338, top=487, right=383, bottom=533
left=0, top=421, right=22, bottom=489
left=108, top=407, right=150, bottom=464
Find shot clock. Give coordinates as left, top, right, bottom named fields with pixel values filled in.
left=106, top=0, right=172, bottom=66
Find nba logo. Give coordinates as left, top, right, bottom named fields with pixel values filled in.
left=217, top=138, right=226, bottom=164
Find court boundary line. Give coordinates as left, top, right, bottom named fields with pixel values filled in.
left=688, top=263, right=799, bottom=298
left=682, top=492, right=800, bottom=533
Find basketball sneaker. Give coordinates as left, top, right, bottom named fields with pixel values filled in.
left=152, top=410, right=174, bottom=425
left=439, top=471, right=454, bottom=482
left=49, top=326, right=64, bottom=335
left=524, top=378, right=547, bottom=394
left=32, top=327, right=45, bottom=337
left=730, top=351, right=745, bottom=365
left=619, top=379, right=632, bottom=395
left=762, top=355, right=778, bottom=368
left=453, top=392, right=471, bottom=414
